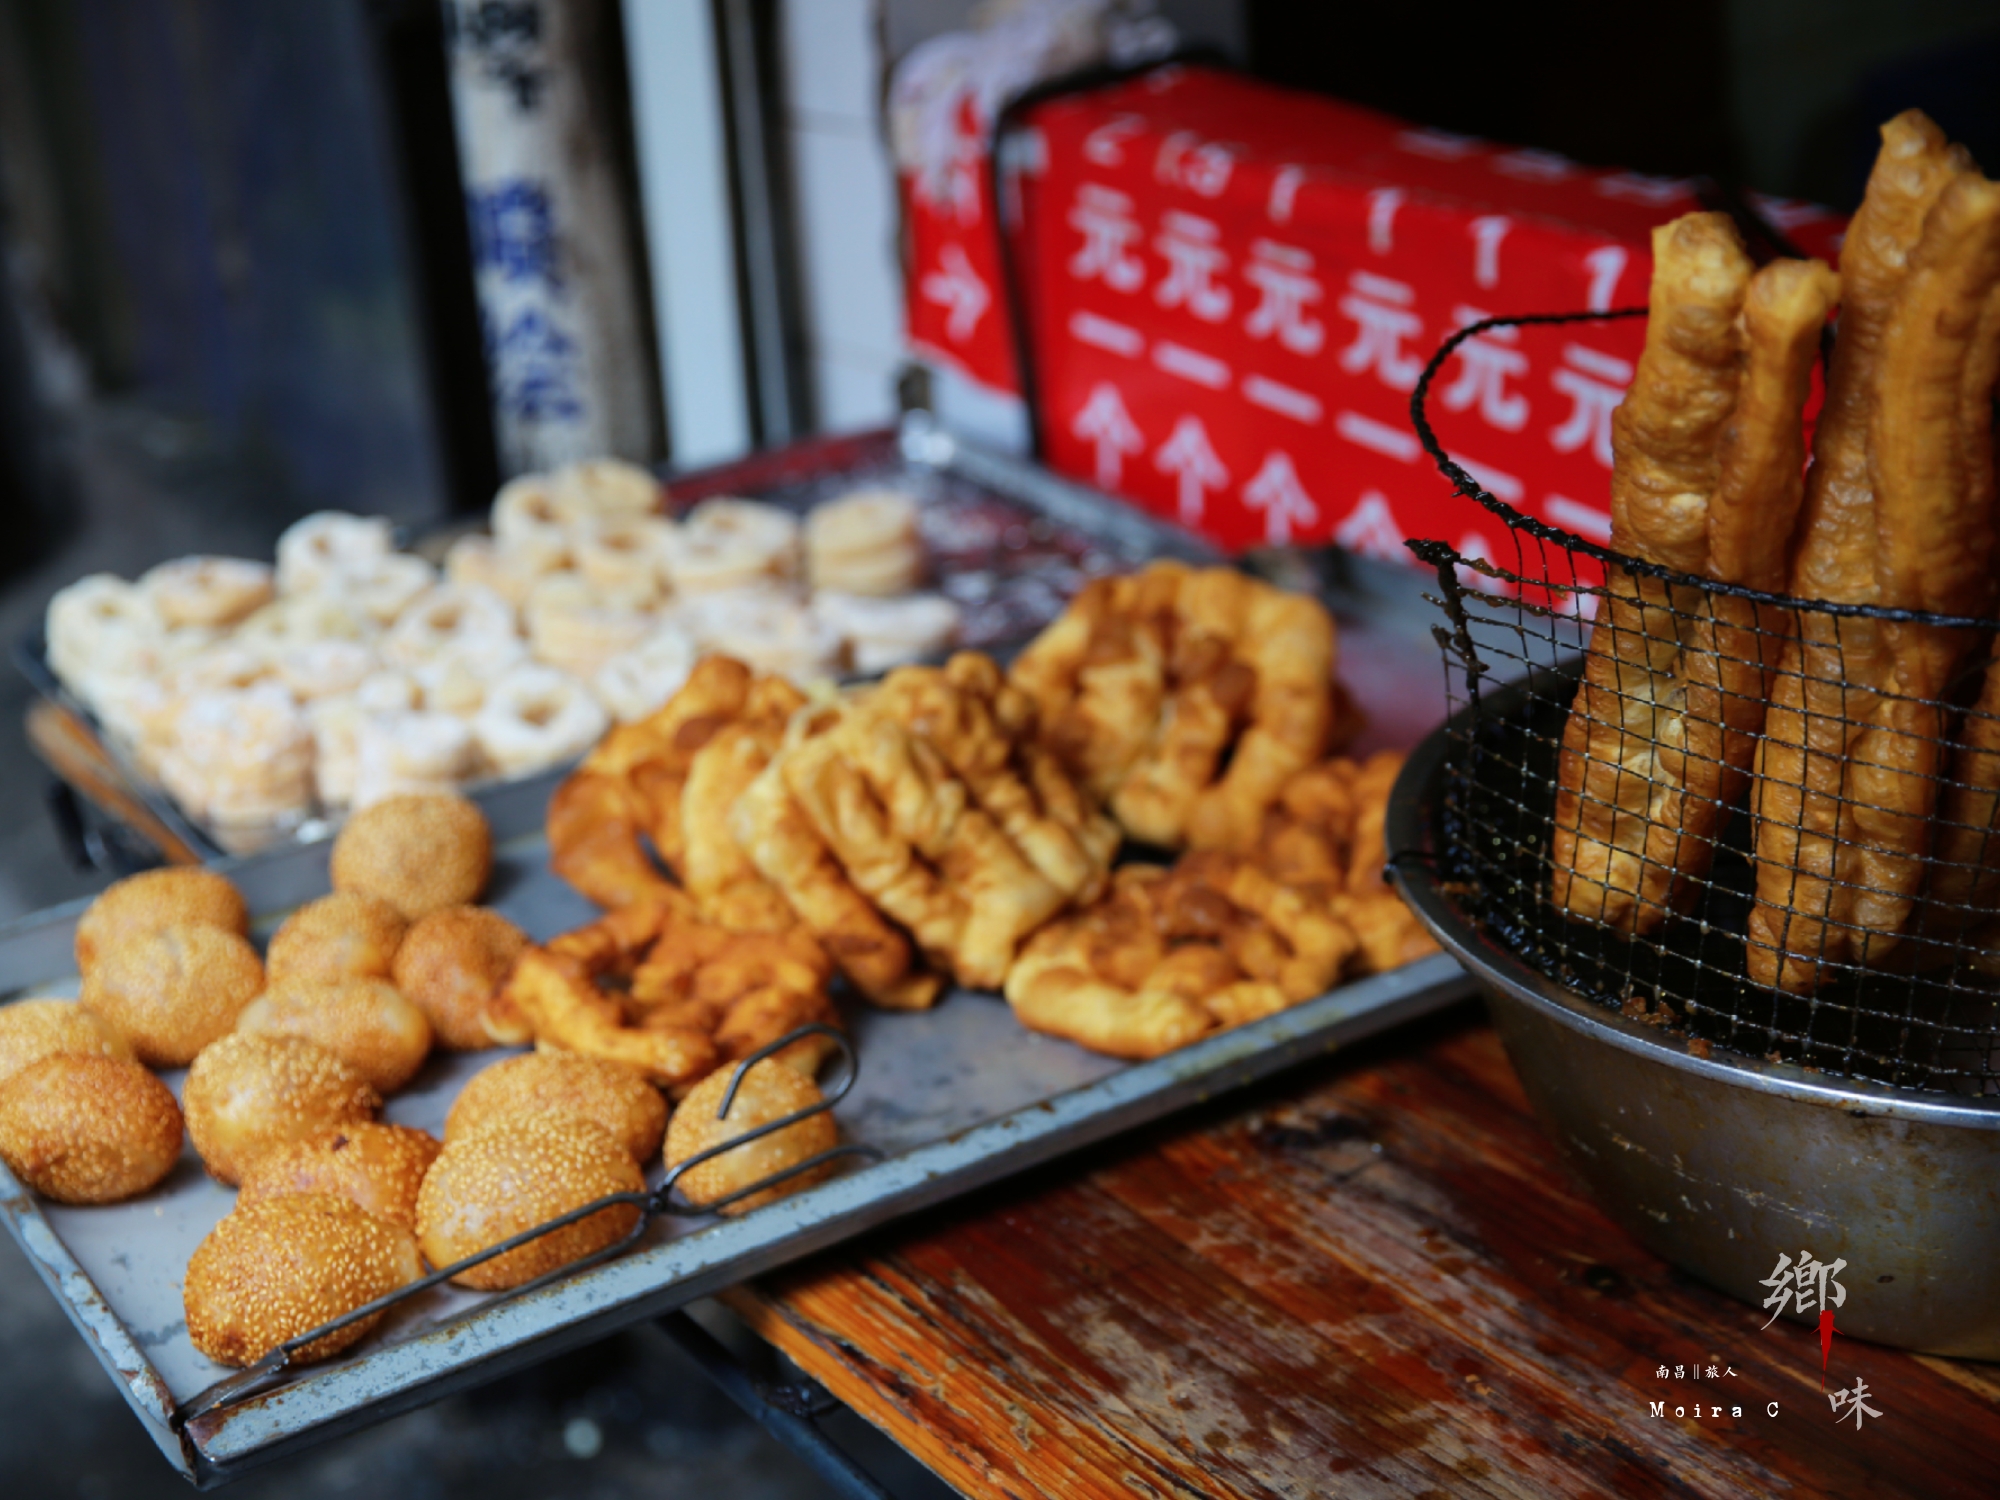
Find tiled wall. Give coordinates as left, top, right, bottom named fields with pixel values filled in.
left=777, top=0, right=905, bottom=434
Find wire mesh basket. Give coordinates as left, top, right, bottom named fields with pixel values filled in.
left=1406, top=309, right=2000, bottom=1098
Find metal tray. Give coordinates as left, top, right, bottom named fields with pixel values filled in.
left=14, top=414, right=1220, bottom=862
left=0, top=824, right=1469, bottom=1484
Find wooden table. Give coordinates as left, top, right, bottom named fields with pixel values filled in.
left=731, top=1004, right=1997, bottom=1500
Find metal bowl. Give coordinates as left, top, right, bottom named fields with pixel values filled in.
left=1387, top=677, right=2000, bottom=1359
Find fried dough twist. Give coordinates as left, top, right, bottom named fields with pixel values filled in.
left=773, top=657, right=1117, bottom=990
left=1552, top=212, right=1803, bottom=933
left=1748, top=115, right=1997, bottom=990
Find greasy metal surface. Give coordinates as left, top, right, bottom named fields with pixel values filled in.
left=1388, top=683, right=2000, bottom=1359
left=0, top=834, right=1467, bottom=1483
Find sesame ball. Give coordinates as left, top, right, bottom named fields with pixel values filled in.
left=330, top=793, right=492, bottom=920
left=446, top=1051, right=666, bottom=1163
left=184, top=1194, right=424, bottom=1367
left=416, top=1115, right=643, bottom=1290
left=391, top=906, right=529, bottom=1050
left=0, top=997, right=134, bottom=1085
left=235, top=978, right=433, bottom=1095
left=0, top=1055, right=183, bottom=1203
left=236, top=1122, right=441, bottom=1229
left=74, top=867, right=248, bottom=976
left=665, top=1060, right=837, bottom=1216
left=265, top=891, right=409, bottom=985
left=183, top=1033, right=380, bottom=1186
left=80, top=925, right=265, bottom=1067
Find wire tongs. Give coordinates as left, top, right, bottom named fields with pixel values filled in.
left=174, top=1024, right=873, bottom=1429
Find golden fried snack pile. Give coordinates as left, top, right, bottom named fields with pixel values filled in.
left=1008, top=560, right=1340, bottom=851
left=1546, top=110, right=2000, bottom=995
left=1004, top=751, right=1435, bottom=1058
left=540, top=560, right=1436, bottom=1064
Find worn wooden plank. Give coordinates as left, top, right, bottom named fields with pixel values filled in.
left=733, top=1011, right=1997, bottom=1500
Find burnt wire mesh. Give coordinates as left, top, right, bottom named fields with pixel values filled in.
left=1408, top=310, right=2000, bottom=1096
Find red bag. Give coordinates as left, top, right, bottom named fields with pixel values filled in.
left=904, top=65, right=1843, bottom=582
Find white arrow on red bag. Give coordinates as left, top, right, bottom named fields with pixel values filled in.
left=920, top=242, right=991, bottom=343
left=1071, top=382, right=1144, bottom=489
left=1153, top=415, right=1230, bottom=526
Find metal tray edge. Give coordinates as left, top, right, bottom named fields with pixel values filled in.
left=181, top=952, right=1471, bottom=1483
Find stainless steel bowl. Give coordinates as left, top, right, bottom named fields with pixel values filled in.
left=1388, top=680, right=2000, bottom=1359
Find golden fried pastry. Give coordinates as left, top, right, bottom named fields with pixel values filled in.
left=391, top=906, right=531, bottom=1050
left=1549, top=214, right=1754, bottom=933
left=628, top=905, right=840, bottom=1076
left=545, top=768, right=678, bottom=910
left=235, top=979, right=433, bottom=1095
left=1749, top=117, right=1996, bottom=990
left=415, top=1115, right=643, bottom=1290
left=265, top=891, right=409, bottom=985
left=183, top=1033, right=380, bottom=1185
left=732, top=754, right=939, bottom=1009
left=80, top=925, right=265, bottom=1067
left=331, top=792, right=492, bottom=919
left=184, top=1194, right=423, bottom=1366
left=73, top=867, right=248, bottom=976
left=502, top=898, right=721, bottom=1089
left=0, top=1055, right=182, bottom=1203
left=665, top=1059, right=838, bottom=1216
left=1008, top=562, right=1339, bottom=851
left=445, top=1051, right=666, bottom=1164
left=773, top=660, right=1116, bottom=991
left=1004, top=858, right=1360, bottom=1059
left=548, top=656, right=757, bottom=907
left=236, top=1121, right=441, bottom=1229
left=0, top=998, right=133, bottom=1084
left=1912, top=642, right=2000, bottom=958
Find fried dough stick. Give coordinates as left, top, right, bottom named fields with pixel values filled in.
left=1905, top=284, right=2000, bottom=961
left=1747, top=122, right=1994, bottom=990
left=1550, top=213, right=1754, bottom=932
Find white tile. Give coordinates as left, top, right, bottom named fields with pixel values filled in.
left=788, top=127, right=904, bottom=367
left=813, top=349, right=902, bottom=432
left=779, top=0, right=879, bottom=126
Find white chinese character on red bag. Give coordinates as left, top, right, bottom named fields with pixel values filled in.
left=1242, top=450, right=1319, bottom=545
left=1333, top=490, right=1406, bottom=562
left=1549, top=343, right=1634, bottom=467
left=1153, top=211, right=1231, bottom=322
left=1243, top=240, right=1325, bottom=355
left=1337, top=271, right=1425, bottom=391
left=1153, top=415, right=1230, bottom=525
left=1440, top=305, right=1529, bottom=432
left=919, top=242, right=991, bottom=343
left=1068, top=184, right=1146, bottom=293
left=1071, top=382, right=1144, bottom=489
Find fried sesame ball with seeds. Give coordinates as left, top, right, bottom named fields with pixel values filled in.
left=236, top=1122, right=441, bottom=1229
left=184, top=1194, right=423, bottom=1367
left=665, top=1060, right=838, bottom=1216
left=235, top=979, right=433, bottom=1095
left=330, top=792, right=492, bottom=920
left=445, top=1051, right=666, bottom=1163
left=80, top=925, right=265, bottom=1067
left=0, top=1055, right=183, bottom=1203
left=74, top=867, right=248, bottom=976
left=391, top=906, right=529, bottom=1050
left=0, top=998, right=134, bottom=1084
left=265, top=891, right=409, bottom=985
left=416, top=1114, right=642, bottom=1289
left=183, top=1033, right=380, bottom=1186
